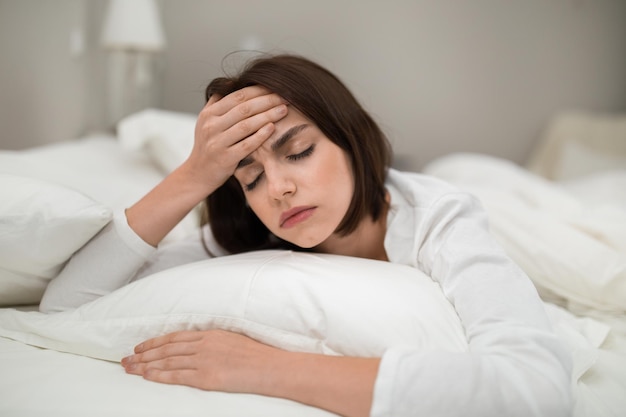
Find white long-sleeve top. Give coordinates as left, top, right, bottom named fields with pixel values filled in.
left=40, top=169, right=573, bottom=417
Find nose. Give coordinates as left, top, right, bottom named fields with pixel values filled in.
left=265, top=167, right=296, bottom=201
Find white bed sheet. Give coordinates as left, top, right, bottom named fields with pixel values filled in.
left=0, top=306, right=621, bottom=417
left=0, top=336, right=336, bottom=417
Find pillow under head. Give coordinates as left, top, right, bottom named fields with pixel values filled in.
left=0, top=251, right=467, bottom=360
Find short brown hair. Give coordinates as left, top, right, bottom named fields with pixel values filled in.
left=204, top=54, right=391, bottom=254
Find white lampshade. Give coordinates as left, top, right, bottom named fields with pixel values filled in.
left=101, top=0, right=166, bottom=51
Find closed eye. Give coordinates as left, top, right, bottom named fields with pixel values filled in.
left=244, top=144, right=315, bottom=192
left=244, top=172, right=264, bottom=192
left=287, top=144, right=315, bottom=161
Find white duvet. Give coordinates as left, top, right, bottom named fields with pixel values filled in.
left=423, top=153, right=626, bottom=316
left=423, top=153, right=626, bottom=417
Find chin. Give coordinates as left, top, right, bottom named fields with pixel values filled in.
left=289, top=239, right=320, bottom=250
left=282, top=234, right=326, bottom=250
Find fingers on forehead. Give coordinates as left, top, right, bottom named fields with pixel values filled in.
left=212, top=85, right=274, bottom=113
left=236, top=85, right=271, bottom=97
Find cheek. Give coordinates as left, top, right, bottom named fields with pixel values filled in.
left=328, top=154, right=354, bottom=194
left=245, top=195, right=272, bottom=225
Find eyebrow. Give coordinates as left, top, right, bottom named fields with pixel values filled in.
left=236, top=123, right=309, bottom=169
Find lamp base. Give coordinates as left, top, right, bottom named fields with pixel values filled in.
left=106, top=50, right=160, bottom=128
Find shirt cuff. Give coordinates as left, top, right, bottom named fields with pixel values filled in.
left=113, top=210, right=157, bottom=259
left=370, top=347, right=404, bottom=417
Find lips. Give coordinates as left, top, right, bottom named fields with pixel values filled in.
left=280, top=206, right=316, bottom=228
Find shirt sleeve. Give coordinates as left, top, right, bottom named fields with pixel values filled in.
left=371, top=192, right=573, bottom=417
left=39, top=211, right=215, bottom=313
left=39, top=211, right=156, bottom=313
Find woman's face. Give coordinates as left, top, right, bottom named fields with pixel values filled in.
left=233, top=108, right=354, bottom=249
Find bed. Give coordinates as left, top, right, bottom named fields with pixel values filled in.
left=0, top=109, right=624, bottom=416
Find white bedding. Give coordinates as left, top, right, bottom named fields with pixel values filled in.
left=0, top=134, right=340, bottom=417
left=423, top=154, right=626, bottom=314
left=0, top=337, right=336, bottom=417
left=1, top=111, right=625, bottom=417
left=423, top=152, right=626, bottom=417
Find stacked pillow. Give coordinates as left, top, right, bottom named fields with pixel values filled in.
left=117, top=108, right=196, bottom=174
left=0, top=174, right=112, bottom=306
left=0, top=131, right=199, bottom=307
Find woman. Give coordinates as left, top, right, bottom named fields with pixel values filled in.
left=40, top=55, right=572, bottom=417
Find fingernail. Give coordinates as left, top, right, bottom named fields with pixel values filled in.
left=276, top=104, right=287, bottom=115
left=135, top=343, right=144, bottom=353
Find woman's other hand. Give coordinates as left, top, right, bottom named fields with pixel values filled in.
left=122, top=329, right=379, bottom=417
left=122, top=329, right=279, bottom=393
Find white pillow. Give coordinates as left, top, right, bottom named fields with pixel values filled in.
left=117, top=109, right=196, bottom=174
left=0, top=251, right=467, bottom=361
left=0, top=136, right=201, bottom=244
left=0, top=174, right=112, bottom=306
left=556, top=140, right=626, bottom=181
left=526, top=112, right=626, bottom=180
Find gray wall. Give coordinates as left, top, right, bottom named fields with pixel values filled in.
left=1, top=0, right=625, bottom=171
